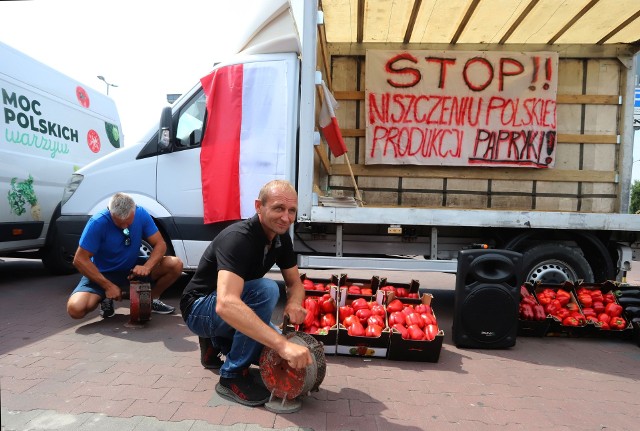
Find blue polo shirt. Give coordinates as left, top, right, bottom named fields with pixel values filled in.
left=78, top=206, right=158, bottom=272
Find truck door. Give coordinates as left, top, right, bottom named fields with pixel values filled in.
left=155, top=89, right=207, bottom=267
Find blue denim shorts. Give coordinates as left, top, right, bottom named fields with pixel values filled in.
left=71, top=257, right=148, bottom=299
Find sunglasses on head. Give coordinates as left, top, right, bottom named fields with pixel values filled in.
left=123, top=228, right=131, bottom=246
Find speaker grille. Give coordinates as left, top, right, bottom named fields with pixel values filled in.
left=459, top=284, right=518, bottom=343
left=453, top=249, right=523, bottom=349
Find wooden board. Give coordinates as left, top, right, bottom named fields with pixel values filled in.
left=318, top=55, right=622, bottom=213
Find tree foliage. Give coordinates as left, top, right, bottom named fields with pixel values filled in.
left=630, top=180, right=640, bottom=214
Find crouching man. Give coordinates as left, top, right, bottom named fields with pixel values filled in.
left=180, top=180, right=312, bottom=407
left=67, top=192, right=183, bottom=319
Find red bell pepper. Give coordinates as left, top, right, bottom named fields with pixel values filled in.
left=592, top=301, right=605, bottom=314
left=541, top=288, right=556, bottom=297
left=599, top=321, right=610, bottom=330
left=519, top=303, right=534, bottom=320
left=598, top=313, right=611, bottom=324
left=521, top=295, right=537, bottom=306
left=577, top=294, right=592, bottom=308
left=544, top=301, right=557, bottom=315
left=570, top=311, right=585, bottom=325
left=589, top=290, right=604, bottom=302
left=582, top=307, right=596, bottom=317
left=576, top=287, right=590, bottom=296
left=586, top=316, right=599, bottom=325
left=556, top=289, right=571, bottom=307
left=536, top=292, right=552, bottom=305
left=610, top=317, right=627, bottom=330
left=603, top=293, right=615, bottom=304
left=533, top=305, right=546, bottom=321
left=555, top=308, right=570, bottom=320
left=566, top=302, right=580, bottom=312
left=605, top=303, right=623, bottom=317
left=562, top=316, right=580, bottom=326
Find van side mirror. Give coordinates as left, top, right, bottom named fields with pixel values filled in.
left=158, top=107, right=173, bottom=150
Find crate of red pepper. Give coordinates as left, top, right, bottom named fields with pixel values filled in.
left=386, top=292, right=443, bottom=362
left=334, top=274, right=391, bottom=301
left=298, top=284, right=340, bottom=354
left=535, top=282, right=588, bottom=336
left=377, top=279, right=421, bottom=300
left=301, top=273, right=340, bottom=293
left=518, top=284, right=551, bottom=337
left=573, top=281, right=632, bottom=338
left=336, top=287, right=390, bottom=357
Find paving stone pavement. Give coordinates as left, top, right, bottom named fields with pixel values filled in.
left=1, top=259, right=640, bottom=431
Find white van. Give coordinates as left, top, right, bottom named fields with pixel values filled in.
left=56, top=0, right=299, bottom=271
left=0, top=42, right=122, bottom=273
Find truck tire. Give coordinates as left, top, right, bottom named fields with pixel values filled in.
left=522, top=244, right=594, bottom=284
left=41, top=221, right=77, bottom=275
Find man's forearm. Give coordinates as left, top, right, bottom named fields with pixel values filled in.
left=144, top=241, right=166, bottom=270
left=75, top=258, right=112, bottom=290
left=218, top=298, right=287, bottom=352
left=287, top=283, right=305, bottom=307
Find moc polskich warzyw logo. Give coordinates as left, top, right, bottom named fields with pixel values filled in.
left=2, top=88, right=73, bottom=158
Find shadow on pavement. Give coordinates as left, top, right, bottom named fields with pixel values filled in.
left=74, top=313, right=196, bottom=353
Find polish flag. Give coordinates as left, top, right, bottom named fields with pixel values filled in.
left=200, top=61, right=290, bottom=224
left=319, top=81, right=347, bottom=157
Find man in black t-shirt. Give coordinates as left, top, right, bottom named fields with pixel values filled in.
left=181, top=180, right=312, bottom=407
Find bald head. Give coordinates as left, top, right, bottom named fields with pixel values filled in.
left=258, top=180, right=297, bottom=206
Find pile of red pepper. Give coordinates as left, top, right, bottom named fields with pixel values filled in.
left=536, top=287, right=586, bottom=327
left=302, top=294, right=337, bottom=335
left=575, top=287, right=627, bottom=330
left=519, top=286, right=547, bottom=321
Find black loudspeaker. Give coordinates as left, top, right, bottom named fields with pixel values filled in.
left=453, top=249, right=523, bottom=349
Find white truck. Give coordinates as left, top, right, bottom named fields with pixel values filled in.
left=57, top=0, right=640, bottom=284
left=0, top=41, right=122, bottom=273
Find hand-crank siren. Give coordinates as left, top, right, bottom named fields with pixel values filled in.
left=125, top=276, right=152, bottom=328
left=259, top=316, right=326, bottom=413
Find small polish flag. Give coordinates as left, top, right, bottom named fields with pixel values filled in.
left=319, top=81, right=347, bottom=157
left=199, top=61, right=290, bottom=224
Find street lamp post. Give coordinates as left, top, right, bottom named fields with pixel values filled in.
left=97, top=75, right=118, bottom=95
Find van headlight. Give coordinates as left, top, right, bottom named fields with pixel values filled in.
left=61, top=173, right=84, bottom=207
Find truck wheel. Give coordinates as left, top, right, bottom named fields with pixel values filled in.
left=42, top=222, right=77, bottom=275
left=522, top=244, right=594, bottom=284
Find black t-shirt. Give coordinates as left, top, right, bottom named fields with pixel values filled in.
left=180, top=214, right=297, bottom=318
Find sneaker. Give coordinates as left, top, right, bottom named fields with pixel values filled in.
left=199, top=337, right=223, bottom=369
left=151, top=299, right=175, bottom=314
left=216, top=369, right=271, bottom=407
left=100, top=298, right=114, bottom=318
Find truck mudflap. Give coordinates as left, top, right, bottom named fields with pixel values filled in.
left=55, top=214, right=90, bottom=263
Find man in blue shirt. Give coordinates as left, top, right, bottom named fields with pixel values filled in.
left=66, top=192, right=183, bottom=319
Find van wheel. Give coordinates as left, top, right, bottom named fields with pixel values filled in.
left=138, top=233, right=175, bottom=258
left=522, top=244, right=594, bottom=284
left=139, top=239, right=154, bottom=259
left=42, top=223, right=77, bottom=275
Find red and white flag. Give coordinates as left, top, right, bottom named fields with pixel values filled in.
left=319, top=80, right=347, bottom=157
left=199, top=61, right=290, bottom=224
